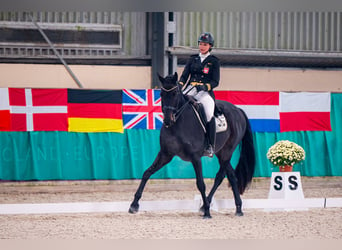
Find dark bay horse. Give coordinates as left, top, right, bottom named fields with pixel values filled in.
left=129, top=72, right=255, bottom=218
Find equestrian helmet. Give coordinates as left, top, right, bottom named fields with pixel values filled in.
left=198, top=32, right=214, bottom=47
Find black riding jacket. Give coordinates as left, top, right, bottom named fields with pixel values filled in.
left=179, top=54, right=220, bottom=94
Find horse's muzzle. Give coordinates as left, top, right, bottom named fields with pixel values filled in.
left=164, top=113, right=176, bottom=128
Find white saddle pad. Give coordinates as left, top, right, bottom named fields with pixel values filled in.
left=215, top=114, right=228, bottom=133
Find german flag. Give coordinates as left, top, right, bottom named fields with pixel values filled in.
left=67, top=89, right=123, bottom=133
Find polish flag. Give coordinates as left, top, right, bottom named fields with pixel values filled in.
left=279, top=92, right=331, bottom=132
left=214, top=91, right=331, bottom=132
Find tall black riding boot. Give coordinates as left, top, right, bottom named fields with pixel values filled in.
left=204, top=118, right=216, bottom=157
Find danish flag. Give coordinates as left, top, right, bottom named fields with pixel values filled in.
left=122, top=89, right=163, bottom=130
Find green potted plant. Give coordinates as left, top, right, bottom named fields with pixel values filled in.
left=266, top=140, right=305, bottom=172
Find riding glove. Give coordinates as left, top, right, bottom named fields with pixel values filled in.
left=195, top=84, right=208, bottom=92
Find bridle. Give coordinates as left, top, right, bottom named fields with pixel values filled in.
left=161, top=85, right=179, bottom=113
left=161, top=83, right=190, bottom=125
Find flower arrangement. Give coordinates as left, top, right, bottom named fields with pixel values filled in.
left=267, top=140, right=305, bottom=167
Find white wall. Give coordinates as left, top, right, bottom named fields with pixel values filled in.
left=0, top=64, right=151, bottom=89
left=1, top=63, right=342, bottom=92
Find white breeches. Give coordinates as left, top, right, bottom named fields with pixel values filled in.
left=184, top=85, right=215, bottom=122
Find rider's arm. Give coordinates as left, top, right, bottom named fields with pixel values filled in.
left=206, top=58, right=220, bottom=91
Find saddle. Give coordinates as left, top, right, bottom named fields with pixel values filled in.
left=186, top=96, right=228, bottom=133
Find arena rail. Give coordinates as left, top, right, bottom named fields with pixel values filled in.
left=1, top=197, right=342, bottom=215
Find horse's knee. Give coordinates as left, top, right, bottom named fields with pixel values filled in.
left=142, top=164, right=160, bottom=180
left=142, top=170, right=152, bottom=180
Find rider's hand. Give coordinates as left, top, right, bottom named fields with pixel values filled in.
left=195, top=84, right=208, bottom=92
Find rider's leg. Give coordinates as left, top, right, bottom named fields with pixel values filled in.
left=205, top=117, right=216, bottom=157
left=195, top=91, right=215, bottom=122
left=196, top=91, right=215, bottom=157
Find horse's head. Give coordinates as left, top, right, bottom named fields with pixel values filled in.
left=158, top=72, right=182, bottom=128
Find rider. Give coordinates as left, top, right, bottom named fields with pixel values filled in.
left=178, top=32, right=220, bottom=157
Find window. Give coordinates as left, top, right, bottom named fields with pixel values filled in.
left=0, top=21, right=122, bottom=58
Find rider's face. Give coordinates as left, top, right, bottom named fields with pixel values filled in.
left=199, top=42, right=211, bottom=54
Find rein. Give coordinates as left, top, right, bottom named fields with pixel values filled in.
left=174, top=99, right=190, bottom=121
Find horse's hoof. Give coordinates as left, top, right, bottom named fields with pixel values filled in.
left=128, top=205, right=139, bottom=214
left=203, top=214, right=212, bottom=219
left=235, top=205, right=243, bottom=216
left=235, top=211, right=244, bottom=217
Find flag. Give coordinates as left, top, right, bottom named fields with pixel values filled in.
left=67, top=89, right=123, bottom=133
left=9, top=88, right=68, bottom=131
left=214, top=91, right=331, bottom=132
left=0, top=88, right=11, bottom=131
left=280, top=92, right=331, bottom=132
left=122, top=89, right=163, bottom=129
left=215, top=91, right=280, bottom=132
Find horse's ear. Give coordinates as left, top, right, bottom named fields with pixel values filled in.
left=173, top=72, right=178, bottom=81
left=157, top=73, right=165, bottom=84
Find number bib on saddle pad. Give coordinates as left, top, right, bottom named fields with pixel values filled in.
left=215, top=114, right=227, bottom=133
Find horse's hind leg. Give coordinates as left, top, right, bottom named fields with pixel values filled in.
left=226, top=164, right=243, bottom=216
left=204, top=161, right=243, bottom=216
left=129, top=152, right=173, bottom=214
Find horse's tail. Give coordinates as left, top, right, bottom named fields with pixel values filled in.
left=234, top=110, right=256, bottom=194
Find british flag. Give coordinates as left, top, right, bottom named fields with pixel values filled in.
left=122, top=89, right=163, bottom=129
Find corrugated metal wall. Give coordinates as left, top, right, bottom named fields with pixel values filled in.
left=0, top=11, right=148, bottom=57
left=1, top=11, right=341, bottom=59
left=176, top=12, right=342, bottom=52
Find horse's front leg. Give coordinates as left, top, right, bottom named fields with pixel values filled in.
left=192, top=157, right=211, bottom=219
left=129, top=151, right=173, bottom=214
